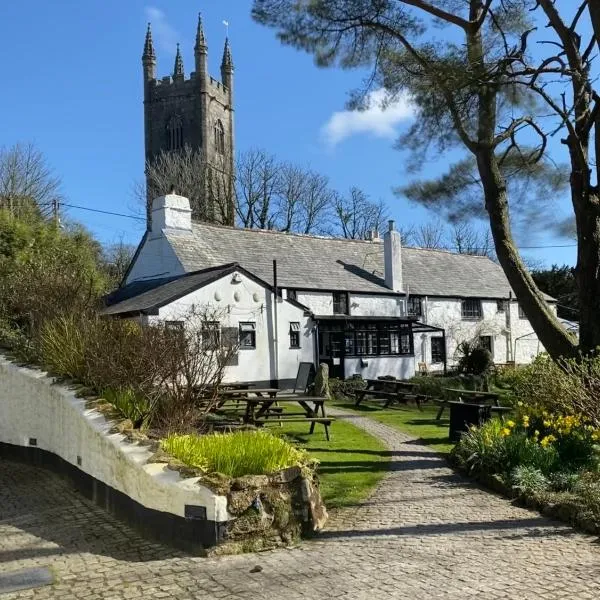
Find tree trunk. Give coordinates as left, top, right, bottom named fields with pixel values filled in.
left=476, top=148, right=577, bottom=360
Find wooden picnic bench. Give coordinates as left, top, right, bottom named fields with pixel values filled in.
left=244, top=395, right=334, bottom=440
left=436, top=388, right=509, bottom=420
left=355, top=379, right=424, bottom=410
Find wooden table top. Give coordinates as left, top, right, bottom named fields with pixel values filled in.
left=444, top=388, right=500, bottom=398
left=219, top=388, right=279, bottom=395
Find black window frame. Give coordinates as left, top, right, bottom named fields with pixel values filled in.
left=287, top=289, right=297, bottom=302
left=407, top=296, right=422, bottom=318
left=289, top=322, right=301, bottom=349
left=518, top=304, right=527, bottom=319
left=496, top=299, right=506, bottom=313
left=332, top=291, right=349, bottom=315
left=461, top=298, right=483, bottom=320
left=431, top=337, right=445, bottom=363
left=214, top=120, right=225, bottom=155
left=239, top=322, right=256, bottom=349
left=342, top=322, right=413, bottom=357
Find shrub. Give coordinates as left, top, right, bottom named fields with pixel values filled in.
left=329, top=376, right=366, bottom=400
left=456, top=341, right=493, bottom=375
left=102, top=387, right=157, bottom=430
left=410, top=374, right=486, bottom=399
left=511, top=353, right=600, bottom=425
left=161, top=430, right=311, bottom=478
left=510, top=465, right=549, bottom=495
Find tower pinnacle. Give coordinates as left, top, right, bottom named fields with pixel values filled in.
left=143, top=23, right=155, bottom=60
left=195, top=13, right=207, bottom=53
left=173, top=43, right=184, bottom=78
left=221, top=38, right=233, bottom=73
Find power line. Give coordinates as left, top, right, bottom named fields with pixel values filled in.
left=60, top=202, right=145, bottom=222
left=57, top=202, right=580, bottom=250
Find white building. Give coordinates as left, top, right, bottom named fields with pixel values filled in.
left=103, top=193, right=557, bottom=385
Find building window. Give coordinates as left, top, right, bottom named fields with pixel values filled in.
left=479, top=335, right=493, bottom=355
left=287, top=289, right=297, bottom=302
left=289, top=322, right=301, bottom=348
left=343, top=322, right=412, bottom=357
left=166, top=115, right=184, bottom=151
left=201, top=321, right=220, bottom=351
left=461, top=298, right=483, bottom=320
left=164, top=320, right=184, bottom=331
left=431, top=337, right=445, bottom=363
left=518, top=304, right=527, bottom=319
left=214, top=120, right=225, bottom=155
left=333, top=291, right=349, bottom=315
left=496, top=299, right=506, bottom=313
left=239, top=322, right=256, bottom=349
left=407, top=296, right=422, bottom=318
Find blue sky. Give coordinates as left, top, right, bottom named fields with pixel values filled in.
left=0, top=0, right=577, bottom=266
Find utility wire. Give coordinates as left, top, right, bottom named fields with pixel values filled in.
left=57, top=202, right=579, bottom=250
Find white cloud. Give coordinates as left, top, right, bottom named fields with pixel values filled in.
left=321, top=89, right=416, bottom=147
left=145, top=6, right=179, bottom=53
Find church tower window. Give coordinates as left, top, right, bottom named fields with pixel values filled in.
left=214, top=120, right=225, bottom=155
left=166, top=116, right=184, bottom=151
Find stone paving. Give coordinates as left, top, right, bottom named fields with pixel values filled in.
left=1, top=410, right=600, bottom=599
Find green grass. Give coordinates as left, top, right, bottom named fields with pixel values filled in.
left=162, top=430, right=309, bottom=478
left=273, top=418, right=390, bottom=510
left=332, top=400, right=454, bottom=454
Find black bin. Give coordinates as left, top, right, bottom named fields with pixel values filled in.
left=448, top=401, right=492, bottom=442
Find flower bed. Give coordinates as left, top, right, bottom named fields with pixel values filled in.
left=451, top=409, right=600, bottom=534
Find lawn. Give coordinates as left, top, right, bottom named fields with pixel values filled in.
left=274, top=418, right=390, bottom=510
left=332, top=399, right=454, bottom=454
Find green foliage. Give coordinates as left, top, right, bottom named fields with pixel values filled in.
left=456, top=340, right=493, bottom=375
left=329, top=376, right=366, bottom=400
left=451, top=418, right=558, bottom=476
left=102, top=387, right=156, bottom=430
left=531, top=265, right=578, bottom=321
left=162, top=431, right=311, bottom=478
left=549, top=471, right=580, bottom=493
left=511, top=353, right=600, bottom=425
left=0, top=210, right=108, bottom=360
left=410, top=374, right=485, bottom=399
left=510, top=465, right=549, bottom=496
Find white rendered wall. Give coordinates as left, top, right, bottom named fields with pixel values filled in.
left=344, top=356, right=415, bottom=380
left=295, top=291, right=334, bottom=316
left=125, top=232, right=186, bottom=284
left=0, top=356, right=228, bottom=522
left=153, top=271, right=314, bottom=384
left=295, top=291, right=403, bottom=318
left=414, top=297, right=551, bottom=369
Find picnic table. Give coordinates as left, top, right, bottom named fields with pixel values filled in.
left=235, top=395, right=334, bottom=440
left=219, top=387, right=279, bottom=398
left=435, top=388, right=505, bottom=420
left=355, top=379, right=423, bottom=409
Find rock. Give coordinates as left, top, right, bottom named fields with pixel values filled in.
left=250, top=565, right=263, bottom=573
left=231, top=475, right=270, bottom=491
left=313, top=363, right=330, bottom=399
left=300, top=477, right=328, bottom=531
left=269, top=465, right=302, bottom=484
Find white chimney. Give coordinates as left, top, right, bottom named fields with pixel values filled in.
left=384, top=219, right=403, bottom=292
left=151, top=193, right=192, bottom=233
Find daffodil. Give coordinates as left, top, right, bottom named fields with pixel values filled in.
left=522, top=415, right=530, bottom=428
left=540, top=434, right=557, bottom=448
left=506, top=420, right=516, bottom=428
left=501, top=428, right=511, bottom=437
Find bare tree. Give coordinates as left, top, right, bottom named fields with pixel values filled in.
left=102, top=240, right=136, bottom=286
left=333, top=187, right=388, bottom=239
left=450, top=222, right=494, bottom=259
left=297, top=170, right=333, bottom=234
left=236, top=148, right=279, bottom=229
left=0, top=143, right=61, bottom=219
left=412, top=221, right=446, bottom=249
left=275, top=162, right=306, bottom=232
left=143, top=145, right=234, bottom=227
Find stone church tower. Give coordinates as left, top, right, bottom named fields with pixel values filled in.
left=142, top=14, right=235, bottom=228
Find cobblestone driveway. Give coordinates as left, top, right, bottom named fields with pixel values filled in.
left=2, top=412, right=600, bottom=599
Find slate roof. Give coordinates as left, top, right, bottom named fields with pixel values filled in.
left=162, top=222, right=528, bottom=299
left=102, top=264, right=237, bottom=316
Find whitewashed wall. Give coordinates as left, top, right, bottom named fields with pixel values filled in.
left=344, top=356, right=415, bottom=380
left=414, top=297, right=552, bottom=369
left=295, top=291, right=333, bottom=315
left=294, top=290, right=403, bottom=318
left=126, top=232, right=186, bottom=284
left=0, top=356, right=228, bottom=522
left=153, top=271, right=314, bottom=384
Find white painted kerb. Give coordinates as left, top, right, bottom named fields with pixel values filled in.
left=0, top=356, right=228, bottom=522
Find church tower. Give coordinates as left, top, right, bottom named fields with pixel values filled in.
left=142, top=14, right=235, bottom=228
